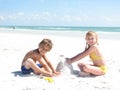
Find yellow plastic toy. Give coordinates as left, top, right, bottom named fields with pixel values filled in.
left=44, top=77, right=54, bottom=83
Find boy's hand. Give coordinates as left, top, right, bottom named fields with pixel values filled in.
left=53, top=71, right=61, bottom=76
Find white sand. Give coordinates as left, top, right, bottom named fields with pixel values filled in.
left=0, top=28, right=120, bottom=90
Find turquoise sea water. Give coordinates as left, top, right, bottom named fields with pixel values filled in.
left=0, top=26, right=120, bottom=40
left=0, top=26, right=120, bottom=32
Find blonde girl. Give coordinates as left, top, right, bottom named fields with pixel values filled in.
left=67, top=31, right=107, bottom=76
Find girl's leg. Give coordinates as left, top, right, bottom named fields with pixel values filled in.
left=83, top=65, right=105, bottom=76
left=77, top=62, right=85, bottom=72
left=78, top=63, right=91, bottom=76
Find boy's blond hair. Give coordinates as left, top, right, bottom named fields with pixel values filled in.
left=39, top=38, right=53, bottom=51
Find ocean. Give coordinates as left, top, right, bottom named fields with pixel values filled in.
left=0, top=26, right=120, bottom=40
left=0, top=26, right=120, bottom=32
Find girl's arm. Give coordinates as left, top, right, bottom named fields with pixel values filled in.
left=67, top=46, right=95, bottom=64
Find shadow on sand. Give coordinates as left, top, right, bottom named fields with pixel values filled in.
left=11, top=71, right=36, bottom=77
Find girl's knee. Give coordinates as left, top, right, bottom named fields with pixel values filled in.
left=77, top=63, right=82, bottom=69
left=82, top=65, right=89, bottom=72
left=78, top=63, right=86, bottom=68
left=78, top=63, right=84, bottom=66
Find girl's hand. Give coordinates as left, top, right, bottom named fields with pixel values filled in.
left=66, top=58, right=72, bottom=64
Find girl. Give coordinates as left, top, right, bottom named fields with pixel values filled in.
left=66, top=31, right=107, bottom=76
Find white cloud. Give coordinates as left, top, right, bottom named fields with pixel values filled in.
left=17, top=12, right=24, bottom=16
left=61, top=15, right=83, bottom=22
left=3, top=11, right=120, bottom=26
left=31, top=12, right=57, bottom=21
left=103, top=16, right=113, bottom=22
left=8, top=15, right=17, bottom=20
left=0, top=11, right=86, bottom=23
left=102, top=16, right=120, bottom=23
left=0, top=16, right=5, bottom=21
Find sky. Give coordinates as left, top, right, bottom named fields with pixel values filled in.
left=0, top=0, right=120, bottom=26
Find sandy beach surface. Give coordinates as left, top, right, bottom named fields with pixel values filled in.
left=0, top=28, right=120, bottom=90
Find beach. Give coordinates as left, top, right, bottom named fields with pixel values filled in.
left=0, top=28, right=120, bottom=90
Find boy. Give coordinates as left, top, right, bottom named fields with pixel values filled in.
left=21, top=38, right=60, bottom=77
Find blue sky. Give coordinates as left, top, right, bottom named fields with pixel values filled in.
left=0, top=0, right=120, bottom=26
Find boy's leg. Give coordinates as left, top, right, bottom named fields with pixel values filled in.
left=21, top=65, right=33, bottom=74
left=23, top=58, right=52, bottom=76
left=22, top=58, right=42, bottom=74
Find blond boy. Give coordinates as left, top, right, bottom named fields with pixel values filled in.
left=21, top=38, right=60, bottom=77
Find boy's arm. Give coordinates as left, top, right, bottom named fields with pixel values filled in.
left=43, top=55, right=56, bottom=73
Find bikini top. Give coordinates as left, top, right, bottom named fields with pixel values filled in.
left=89, top=52, right=102, bottom=61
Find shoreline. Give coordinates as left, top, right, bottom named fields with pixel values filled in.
left=1, top=28, right=120, bottom=40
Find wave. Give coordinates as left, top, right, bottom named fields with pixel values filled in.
left=1, top=26, right=120, bottom=32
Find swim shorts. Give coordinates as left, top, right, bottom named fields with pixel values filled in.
left=21, top=64, right=42, bottom=74
left=99, top=65, right=108, bottom=73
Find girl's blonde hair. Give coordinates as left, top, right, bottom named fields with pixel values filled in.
left=85, top=31, right=98, bottom=50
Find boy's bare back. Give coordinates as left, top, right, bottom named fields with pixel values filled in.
left=22, top=49, right=42, bottom=65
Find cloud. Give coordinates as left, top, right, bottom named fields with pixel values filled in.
left=102, top=16, right=120, bottom=23
left=62, top=15, right=82, bottom=22
left=0, top=12, right=90, bottom=26
left=0, top=16, right=5, bottom=21
left=103, top=16, right=113, bottom=22
left=17, top=12, right=24, bottom=16
left=4, top=12, right=120, bottom=26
